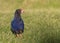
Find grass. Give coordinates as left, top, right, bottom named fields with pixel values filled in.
left=0, top=0, right=60, bottom=43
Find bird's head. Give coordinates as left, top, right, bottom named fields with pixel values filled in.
left=15, top=9, right=24, bottom=16
left=15, top=9, right=24, bottom=18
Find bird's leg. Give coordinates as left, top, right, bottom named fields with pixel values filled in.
left=15, top=31, right=20, bottom=37
left=19, top=31, right=23, bottom=38
left=16, top=34, right=19, bottom=37
left=19, top=34, right=22, bottom=38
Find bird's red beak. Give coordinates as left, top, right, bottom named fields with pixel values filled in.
left=20, top=9, right=24, bottom=14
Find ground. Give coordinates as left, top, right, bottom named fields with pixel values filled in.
left=0, top=0, right=60, bottom=43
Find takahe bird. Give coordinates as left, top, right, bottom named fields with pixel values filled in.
left=11, top=9, right=24, bottom=37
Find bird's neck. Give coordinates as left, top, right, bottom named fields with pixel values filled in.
left=14, top=14, right=22, bottom=21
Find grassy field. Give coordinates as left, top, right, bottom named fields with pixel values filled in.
left=0, top=0, right=60, bottom=43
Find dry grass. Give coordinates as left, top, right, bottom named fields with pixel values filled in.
left=0, top=0, right=60, bottom=43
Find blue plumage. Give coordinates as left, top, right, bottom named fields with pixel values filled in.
left=11, top=9, right=24, bottom=34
